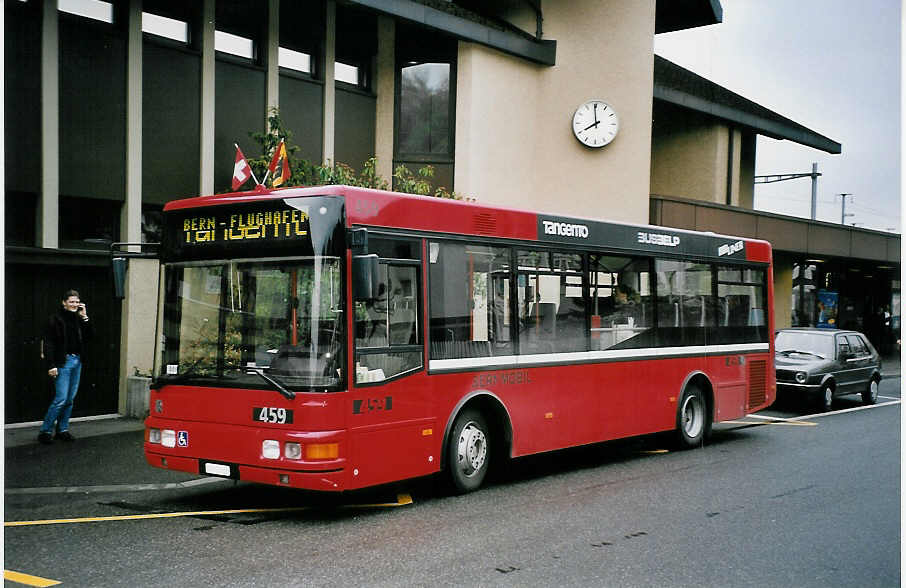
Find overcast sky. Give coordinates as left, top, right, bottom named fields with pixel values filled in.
left=654, top=0, right=901, bottom=233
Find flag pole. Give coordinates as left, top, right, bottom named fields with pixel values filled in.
left=235, top=143, right=260, bottom=186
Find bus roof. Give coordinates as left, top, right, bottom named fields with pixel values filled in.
left=164, top=184, right=773, bottom=263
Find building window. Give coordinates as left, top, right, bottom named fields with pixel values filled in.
left=335, top=61, right=360, bottom=86
left=142, top=205, right=163, bottom=244
left=398, top=61, right=452, bottom=157
left=59, top=0, right=113, bottom=23
left=59, top=197, right=120, bottom=250
left=143, top=12, right=189, bottom=44
left=215, top=30, right=255, bottom=60
left=279, top=47, right=311, bottom=74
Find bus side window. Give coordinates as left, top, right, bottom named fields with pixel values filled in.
left=429, top=242, right=512, bottom=359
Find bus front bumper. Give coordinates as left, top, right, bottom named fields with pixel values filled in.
left=144, top=448, right=348, bottom=491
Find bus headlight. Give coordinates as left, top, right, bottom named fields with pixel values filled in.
left=262, top=440, right=280, bottom=459
left=148, top=428, right=162, bottom=444
left=284, top=442, right=302, bottom=460
left=795, top=372, right=808, bottom=384
left=161, top=429, right=176, bottom=448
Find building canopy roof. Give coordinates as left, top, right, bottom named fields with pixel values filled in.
left=346, top=0, right=724, bottom=66
left=655, top=0, right=723, bottom=34
left=654, top=55, right=842, bottom=154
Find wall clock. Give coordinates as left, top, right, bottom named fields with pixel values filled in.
left=572, top=100, right=619, bottom=148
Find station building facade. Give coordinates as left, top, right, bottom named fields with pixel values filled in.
left=5, top=0, right=900, bottom=422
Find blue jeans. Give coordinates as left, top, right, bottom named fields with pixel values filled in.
left=41, top=354, right=82, bottom=434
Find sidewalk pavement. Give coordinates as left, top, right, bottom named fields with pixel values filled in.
left=5, top=415, right=146, bottom=449
left=4, top=354, right=900, bottom=450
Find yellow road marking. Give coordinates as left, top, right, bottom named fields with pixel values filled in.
left=5, top=494, right=414, bottom=527
left=4, top=569, right=62, bottom=586
left=723, top=420, right=817, bottom=426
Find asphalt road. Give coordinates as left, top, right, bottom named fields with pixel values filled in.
left=4, top=377, right=900, bottom=587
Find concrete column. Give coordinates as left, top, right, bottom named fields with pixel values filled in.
left=199, top=0, right=216, bottom=195
left=773, top=255, right=794, bottom=330
left=374, top=16, right=395, bottom=181
left=266, top=0, right=280, bottom=120
left=322, top=0, right=336, bottom=165
left=124, top=0, right=143, bottom=249
left=40, top=0, right=60, bottom=248
left=118, top=257, right=161, bottom=415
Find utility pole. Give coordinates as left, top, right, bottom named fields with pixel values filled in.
left=837, top=193, right=854, bottom=225
left=810, top=163, right=818, bottom=220
left=753, top=162, right=821, bottom=220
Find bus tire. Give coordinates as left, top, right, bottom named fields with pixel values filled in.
left=447, top=409, right=490, bottom=493
left=675, top=384, right=707, bottom=449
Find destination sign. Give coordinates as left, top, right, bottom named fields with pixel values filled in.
left=162, top=196, right=345, bottom=262
left=181, top=207, right=309, bottom=244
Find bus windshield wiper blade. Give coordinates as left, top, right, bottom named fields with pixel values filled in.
left=248, top=367, right=296, bottom=400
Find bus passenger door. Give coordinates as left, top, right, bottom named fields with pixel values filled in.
left=350, top=243, right=436, bottom=489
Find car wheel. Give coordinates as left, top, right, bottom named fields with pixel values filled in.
left=862, top=378, right=879, bottom=405
left=817, top=384, right=833, bottom=412
left=675, top=385, right=708, bottom=449
left=447, top=409, right=490, bottom=493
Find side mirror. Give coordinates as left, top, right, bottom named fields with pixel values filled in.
left=353, top=254, right=381, bottom=300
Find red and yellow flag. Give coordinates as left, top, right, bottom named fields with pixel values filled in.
left=268, top=140, right=291, bottom=187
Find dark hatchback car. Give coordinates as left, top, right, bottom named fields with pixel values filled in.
left=775, top=328, right=882, bottom=411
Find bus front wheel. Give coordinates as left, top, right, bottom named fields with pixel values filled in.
left=447, top=409, right=490, bottom=493
left=675, top=385, right=708, bottom=449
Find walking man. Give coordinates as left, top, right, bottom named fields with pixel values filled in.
left=39, top=289, right=93, bottom=444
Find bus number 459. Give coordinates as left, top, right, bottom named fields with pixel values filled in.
left=253, top=407, right=294, bottom=424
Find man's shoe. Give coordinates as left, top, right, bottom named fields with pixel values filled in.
left=38, top=432, right=53, bottom=444
left=55, top=431, right=76, bottom=442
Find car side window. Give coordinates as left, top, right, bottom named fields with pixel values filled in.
left=846, top=335, right=866, bottom=356
left=836, top=336, right=851, bottom=358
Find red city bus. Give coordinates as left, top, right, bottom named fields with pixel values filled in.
left=144, top=185, right=775, bottom=492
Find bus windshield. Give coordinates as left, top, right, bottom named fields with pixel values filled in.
left=156, top=256, right=345, bottom=391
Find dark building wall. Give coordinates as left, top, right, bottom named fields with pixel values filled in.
left=59, top=16, right=126, bottom=201
left=335, top=86, right=376, bottom=173
left=215, top=60, right=266, bottom=193
left=5, top=253, right=122, bottom=423
left=143, top=42, right=201, bottom=204
left=5, top=2, right=41, bottom=196
left=279, top=75, right=324, bottom=165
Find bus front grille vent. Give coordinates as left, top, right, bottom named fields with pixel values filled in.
left=473, top=213, right=497, bottom=235
left=747, top=359, right=767, bottom=408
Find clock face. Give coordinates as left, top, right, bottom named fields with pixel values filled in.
left=572, top=100, right=619, bottom=148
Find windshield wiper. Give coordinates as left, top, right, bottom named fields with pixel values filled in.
left=247, top=367, right=296, bottom=400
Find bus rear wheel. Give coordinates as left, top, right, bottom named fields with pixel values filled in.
left=447, top=409, right=490, bottom=493
left=675, top=385, right=708, bottom=449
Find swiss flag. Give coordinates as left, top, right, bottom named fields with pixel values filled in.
left=232, top=145, right=252, bottom=191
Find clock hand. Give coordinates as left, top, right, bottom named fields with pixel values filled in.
left=583, top=120, right=600, bottom=131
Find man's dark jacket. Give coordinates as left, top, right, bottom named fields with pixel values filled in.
left=44, top=309, right=94, bottom=370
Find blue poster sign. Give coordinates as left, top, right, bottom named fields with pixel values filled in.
left=817, top=290, right=838, bottom=329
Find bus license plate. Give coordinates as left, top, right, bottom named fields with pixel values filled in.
left=203, top=462, right=234, bottom=477
left=253, top=407, right=294, bottom=424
